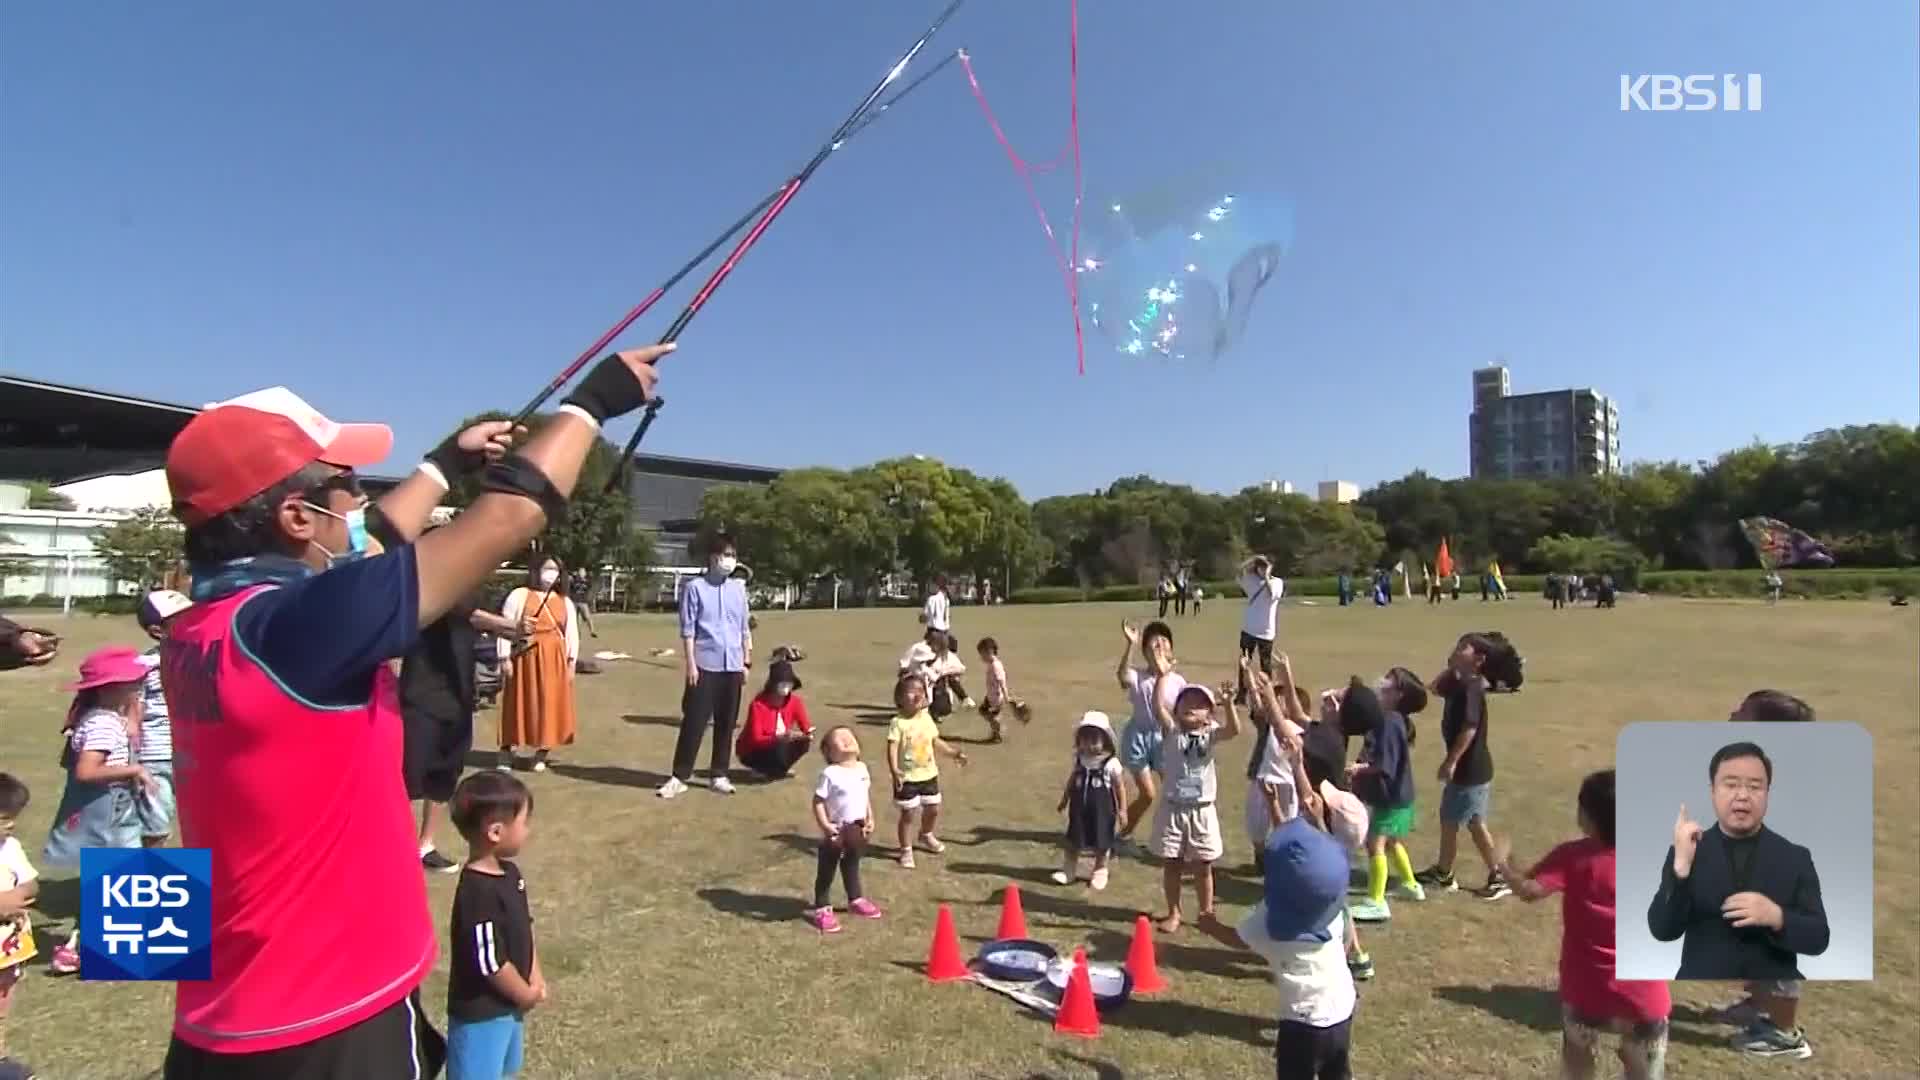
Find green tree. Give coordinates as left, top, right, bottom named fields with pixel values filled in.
left=92, top=508, right=183, bottom=591
left=441, top=411, right=634, bottom=575
left=25, top=481, right=74, bottom=511
left=603, top=528, right=661, bottom=611
left=1526, top=533, right=1646, bottom=586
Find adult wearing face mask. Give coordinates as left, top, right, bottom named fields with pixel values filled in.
left=496, top=555, right=580, bottom=773
left=659, top=533, right=751, bottom=800
left=155, top=350, right=665, bottom=1080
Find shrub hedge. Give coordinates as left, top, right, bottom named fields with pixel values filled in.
left=1010, top=568, right=1918, bottom=604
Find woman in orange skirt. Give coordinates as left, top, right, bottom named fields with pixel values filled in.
left=497, top=556, right=580, bottom=772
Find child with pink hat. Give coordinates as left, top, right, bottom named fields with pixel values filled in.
left=41, top=646, right=158, bottom=975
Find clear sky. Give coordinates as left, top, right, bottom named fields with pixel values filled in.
left=3, top=2, right=1915, bottom=498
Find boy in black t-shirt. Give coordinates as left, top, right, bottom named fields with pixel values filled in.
left=1417, top=634, right=1511, bottom=900
left=447, top=771, right=544, bottom=1080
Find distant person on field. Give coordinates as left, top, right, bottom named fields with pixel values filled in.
left=1647, top=743, right=1827, bottom=1062
left=1494, top=770, right=1672, bottom=1080
left=135, top=590, right=193, bottom=848
left=1149, top=670, right=1242, bottom=934
left=446, top=771, right=545, bottom=1080
left=1115, top=620, right=1183, bottom=852
left=661, top=533, right=751, bottom=800
left=886, top=673, right=969, bottom=869
left=921, top=575, right=952, bottom=636
left=1418, top=634, right=1512, bottom=902
left=1236, top=555, right=1285, bottom=704
left=44, top=646, right=155, bottom=975
left=497, top=555, right=580, bottom=774
left=1713, top=690, right=1821, bottom=1061
left=568, top=569, right=597, bottom=638
left=1191, top=584, right=1204, bottom=614
left=919, top=632, right=972, bottom=724
left=806, top=726, right=882, bottom=933
left=1053, top=712, right=1123, bottom=891
left=736, top=660, right=813, bottom=780
left=0, top=774, right=40, bottom=1078
left=975, top=637, right=1031, bottom=742
left=1341, top=671, right=1428, bottom=925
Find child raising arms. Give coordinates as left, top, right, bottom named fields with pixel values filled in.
left=887, top=674, right=969, bottom=869
left=1150, top=660, right=1243, bottom=932
left=807, top=727, right=882, bottom=933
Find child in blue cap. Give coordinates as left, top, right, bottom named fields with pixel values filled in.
left=1199, top=791, right=1358, bottom=1079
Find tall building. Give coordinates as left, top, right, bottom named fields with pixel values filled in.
left=1317, top=480, right=1359, bottom=504
left=1468, top=365, right=1619, bottom=479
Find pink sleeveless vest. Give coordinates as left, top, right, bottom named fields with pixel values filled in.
left=163, top=584, right=435, bottom=1052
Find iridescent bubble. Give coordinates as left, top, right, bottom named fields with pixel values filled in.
left=1077, top=172, right=1291, bottom=362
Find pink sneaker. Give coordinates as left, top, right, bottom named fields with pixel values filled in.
left=849, top=898, right=884, bottom=920
left=808, top=907, right=843, bottom=934
left=49, top=945, right=79, bottom=975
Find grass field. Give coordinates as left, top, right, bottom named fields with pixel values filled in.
left=4, top=597, right=1917, bottom=1079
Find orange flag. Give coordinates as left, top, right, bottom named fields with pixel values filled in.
left=1435, top=538, right=1455, bottom=579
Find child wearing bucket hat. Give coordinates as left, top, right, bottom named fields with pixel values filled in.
left=1053, top=712, right=1124, bottom=890
left=42, top=646, right=158, bottom=974
left=1198, top=812, right=1359, bottom=1080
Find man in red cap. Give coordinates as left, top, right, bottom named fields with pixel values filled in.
left=156, top=347, right=669, bottom=1080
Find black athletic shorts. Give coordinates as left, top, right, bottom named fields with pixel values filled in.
left=402, top=700, right=474, bottom=804
left=164, top=989, right=447, bottom=1080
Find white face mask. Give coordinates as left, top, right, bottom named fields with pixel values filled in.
left=715, top=555, right=739, bottom=576
left=538, top=568, right=560, bottom=589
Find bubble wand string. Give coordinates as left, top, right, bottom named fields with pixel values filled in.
left=957, top=0, right=1084, bottom=374
left=513, top=47, right=963, bottom=428
left=605, top=0, right=968, bottom=488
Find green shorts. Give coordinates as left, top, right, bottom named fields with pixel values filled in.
left=1368, top=802, right=1415, bottom=839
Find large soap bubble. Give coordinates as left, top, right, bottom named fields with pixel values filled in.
left=1077, top=172, right=1292, bottom=362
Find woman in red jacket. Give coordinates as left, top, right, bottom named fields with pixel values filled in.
left=736, top=660, right=813, bottom=780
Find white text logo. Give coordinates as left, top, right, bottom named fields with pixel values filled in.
left=1620, top=74, right=1762, bottom=112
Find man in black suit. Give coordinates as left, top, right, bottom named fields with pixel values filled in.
left=1648, top=741, right=1828, bottom=1060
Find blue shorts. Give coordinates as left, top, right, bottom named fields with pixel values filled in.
left=1120, top=721, right=1163, bottom=773
left=1439, top=782, right=1492, bottom=826
left=446, top=1013, right=524, bottom=1079
left=136, top=765, right=176, bottom=838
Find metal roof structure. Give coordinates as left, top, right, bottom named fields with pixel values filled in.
left=3, top=374, right=784, bottom=493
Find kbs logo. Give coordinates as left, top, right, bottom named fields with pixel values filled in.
left=1620, top=74, right=1763, bottom=112
left=79, top=849, right=212, bottom=981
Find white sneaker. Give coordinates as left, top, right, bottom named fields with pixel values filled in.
left=1090, top=867, right=1110, bottom=891
left=657, top=777, right=689, bottom=799
left=709, top=776, right=736, bottom=795
left=1050, top=869, right=1073, bottom=886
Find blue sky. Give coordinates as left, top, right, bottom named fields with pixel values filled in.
left=3, top=2, right=1915, bottom=498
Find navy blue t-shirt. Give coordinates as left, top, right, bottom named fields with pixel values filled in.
left=229, top=548, right=422, bottom=708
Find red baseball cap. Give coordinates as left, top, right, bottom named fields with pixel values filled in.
left=166, top=387, right=392, bottom=526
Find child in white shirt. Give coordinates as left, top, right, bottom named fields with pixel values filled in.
left=975, top=637, right=1031, bottom=742
left=1150, top=667, right=1243, bottom=932
left=807, top=727, right=881, bottom=934
left=0, top=774, right=38, bottom=1073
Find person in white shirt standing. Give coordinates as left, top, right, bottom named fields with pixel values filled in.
left=1237, top=555, right=1285, bottom=705
left=921, top=575, right=952, bottom=636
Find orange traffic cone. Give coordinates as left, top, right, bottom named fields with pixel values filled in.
left=925, top=904, right=970, bottom=982
left=995, top=885, right=1029, bottom=940
left=1053, top=947, right=1101, bottom=1037
left=1125, top=914, right=1167, bottom=994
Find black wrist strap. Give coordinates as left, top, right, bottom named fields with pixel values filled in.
left=480, top=455, right=569, bottom=524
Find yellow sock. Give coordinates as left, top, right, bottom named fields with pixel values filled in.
left=1368, top=852, right=1389, bottom=903
left=1390, top=844, right=1418, bottom=887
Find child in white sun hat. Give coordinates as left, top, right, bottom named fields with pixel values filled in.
left=1054, top=712, right=1124, bottom=890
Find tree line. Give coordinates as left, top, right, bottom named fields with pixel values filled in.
left=29, top=419, right=1913, bottom=604
left=690, top=423, right=1918, bottom=598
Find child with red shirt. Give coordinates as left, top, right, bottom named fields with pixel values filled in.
left=1497, top=769, right=1671, bottom=1080
left=736, top=661, right=814, bottom=780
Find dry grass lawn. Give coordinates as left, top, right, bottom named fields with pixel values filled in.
left=4, top=596, right=1916, bottom=1078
